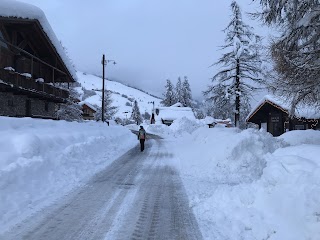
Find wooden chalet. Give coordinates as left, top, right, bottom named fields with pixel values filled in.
left=79, top=102, right=97, bottom=120
left=0, top=1, right=76, bottom=119
left=246, top=95, right=320, bottom=136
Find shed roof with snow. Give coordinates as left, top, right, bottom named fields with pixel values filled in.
left=155, top=103, right=195, bottom=124
left=246, top=95, right=320, bottom=122
left=79, top=101, right=97, bottom=112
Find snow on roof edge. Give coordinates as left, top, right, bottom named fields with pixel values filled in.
left=0, top=0, right=77, bottom=81
left=246, top=95, right=320, bottom=121
left=79, top=101, right=97, bottom=112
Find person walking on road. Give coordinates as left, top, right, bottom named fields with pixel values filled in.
left=138, top=126, right=146, bottom=152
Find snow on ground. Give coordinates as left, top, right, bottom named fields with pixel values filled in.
left=1, top=114, right=320, bottom=240
left=0, top=116, right=137, bottom=234
left=168, top=121, right=320, bottom=240
left=76, top=71, right=162, bottom=119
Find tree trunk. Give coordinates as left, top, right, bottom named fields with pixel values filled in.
left=235, top=58, right=240, bottom=127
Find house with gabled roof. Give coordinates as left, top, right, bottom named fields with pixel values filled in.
left=246, top=95, right=320, bottom=136
left=154, top=102, right=196, bottom=126
left=0, top=0, right=76, bottom=119
left=79, top=101, right=97, bottom=120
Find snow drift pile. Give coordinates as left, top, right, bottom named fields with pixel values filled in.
left=170, top=124, right=320, bottom=240
left=0, top=117, right=136, bottom=233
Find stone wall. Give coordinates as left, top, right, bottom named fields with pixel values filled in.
left=0, top=92, right=56, bottom=118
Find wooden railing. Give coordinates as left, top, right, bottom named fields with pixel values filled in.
left=0, top=68, right=69, bottom=99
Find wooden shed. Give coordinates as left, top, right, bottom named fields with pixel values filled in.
left=246, top=95, right=320, bottom=136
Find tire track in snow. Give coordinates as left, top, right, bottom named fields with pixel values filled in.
left=1, top=138, right=202, bottom=240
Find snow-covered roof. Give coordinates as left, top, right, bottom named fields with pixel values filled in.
left=79, top=101, right=97, bottom=112
left=247, top=95, right=320, bottom=121
left=0, top=0, right=77, bottom=81
left=155, top=105, right=195, bottom=122
left=171, top=102, right=184, bottom=107
left=202, top=116, right=232, bottom=125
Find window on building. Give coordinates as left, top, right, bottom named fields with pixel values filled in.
left=294, top=125, right=305, bottom=130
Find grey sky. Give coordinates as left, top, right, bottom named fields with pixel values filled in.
left=20, top=0, right=270, bottom=101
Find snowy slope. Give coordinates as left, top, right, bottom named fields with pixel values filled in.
left=75, top=71, right=162, bottom=119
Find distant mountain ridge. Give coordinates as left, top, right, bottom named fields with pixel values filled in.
left=90, top=73, right=162, bottom=100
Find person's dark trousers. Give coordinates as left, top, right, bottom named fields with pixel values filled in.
left=140, top=139, right=145, bottom=151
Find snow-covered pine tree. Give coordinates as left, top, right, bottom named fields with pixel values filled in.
left=255, top=0, right=320, bottom=113
left=181, top=76, right=193, bottom=107
left=55, top=84, right=83, bottom=122
left=205, top=85, right=251, bottom=128
left=94, top=90, right=118, bottom=121
left=175, top=77, right=184, bottom=105
left=205, top=84, right=234, bottom=120
left=161, top=79, right=176, bottom=107
left=131, top=100, right=143, bottom=125
left=204, top=1, right=263, bottom=128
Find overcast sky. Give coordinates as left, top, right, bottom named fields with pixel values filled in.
left=20, top=0, right=271, bottom=101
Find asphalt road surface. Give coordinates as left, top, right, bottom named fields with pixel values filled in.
left=1, top=135, right=203, bottom=240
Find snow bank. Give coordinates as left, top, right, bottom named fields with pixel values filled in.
left=142, top=117, right=204, bottom=139
left=173, top=127, right=283, bottom=185
left=278, top=129, right=320, bottom=146
left=170, top=123, right=320, bottom=240
left=169, top=117, right=204, bottom=137
left=0, top=117, right=136, bottom=233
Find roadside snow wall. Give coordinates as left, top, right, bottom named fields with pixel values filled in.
left=0, top=117, right=136, bottom=233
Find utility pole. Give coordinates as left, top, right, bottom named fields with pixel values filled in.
left=101, top=54, right=116, bottom=123
left=102, top=54, right=105, bottom=122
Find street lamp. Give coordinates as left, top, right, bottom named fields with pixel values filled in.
left=101, top=54, right=116, bottom=122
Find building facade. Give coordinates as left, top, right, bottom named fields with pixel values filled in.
left=246, top=95, right=320, bottom=136
left=0, top=1, right=76, bottom=119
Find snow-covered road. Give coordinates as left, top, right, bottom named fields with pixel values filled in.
left=1, top=138, right=202, bottom=240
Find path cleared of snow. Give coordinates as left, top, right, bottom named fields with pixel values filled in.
left=1, top=138, right=202, bottom=240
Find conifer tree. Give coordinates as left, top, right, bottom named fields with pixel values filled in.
left=205, top=84, right=234, bottom=120
left=175, top=77, right=184, bottom=104
left=161, top=79, right=176, bottom=107
left=131, top=100, right=143, bottom=125
left=182, top=76, right=192, bottom=107
left=204, top=1, right=263, bottom=127
left=255, top=0, right=320, bottom=112
left=95, top=90, right=118, bottom=121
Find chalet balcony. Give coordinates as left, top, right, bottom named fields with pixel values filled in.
left=0, top=68, right=69, bottom=101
